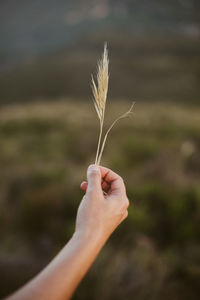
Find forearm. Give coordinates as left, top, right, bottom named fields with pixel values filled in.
left=7, top=232, right=104, bottom=300
left=6, top=164, right=129, bottom=300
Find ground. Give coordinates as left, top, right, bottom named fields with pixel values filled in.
left=0, top=99, right=200, bottom=299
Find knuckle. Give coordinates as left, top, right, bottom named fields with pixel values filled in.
left=118, top=176, right=126, bottom=189
left=121, top=210, right=128, bottom=221
left=119, top=197, right=129, bottom=211
left=123, top=197, right=129, bottom=209
left=89, top=169, right=99, bottom=177
left=126, top=198, right=130, bottom=208
left=118, top=176, right=124, bottom=183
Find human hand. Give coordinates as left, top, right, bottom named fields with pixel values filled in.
left=74, top=165, right=129, bottom=245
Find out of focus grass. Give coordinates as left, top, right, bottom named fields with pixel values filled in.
left=0, top=100, right=200, bottom=299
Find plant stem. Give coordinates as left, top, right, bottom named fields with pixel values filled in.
left=97, top=102, right=135, bottom=165
left=95, top=120, right=103, bottom=165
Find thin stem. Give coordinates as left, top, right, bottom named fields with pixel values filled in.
left=95, top=105, right=106, bottom=165
left=97, top=102, right=134, bottom=165
left=95, top=120, right=103, bottom=165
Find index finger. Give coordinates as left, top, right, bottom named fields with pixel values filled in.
left=98, top=166, right=126, bottom=195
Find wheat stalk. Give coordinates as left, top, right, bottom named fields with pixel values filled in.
left=91, top=43, right=134, bottom=165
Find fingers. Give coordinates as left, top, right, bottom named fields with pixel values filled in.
left=80, top=181, right=87, bottom=192
left=99, top=166, right=126, bottom=195
left=80, top=179, right=110, bottom=193
left=81, top=165, right=126, bottom=196
left=86, top=165, right=102, bottom=196
left=101, top=180, right=110, bottom=192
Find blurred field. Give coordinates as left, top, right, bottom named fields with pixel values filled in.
left=0, top=99, right=200, bottom=299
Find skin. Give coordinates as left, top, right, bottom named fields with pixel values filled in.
left=6, top=165, right=129, bottom=300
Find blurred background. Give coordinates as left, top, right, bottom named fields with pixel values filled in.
left=0, top=0, right=200, bottom=299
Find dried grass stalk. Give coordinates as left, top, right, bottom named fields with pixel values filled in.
left=91, top=43, right=134, bottom=165
left=91, top=43, right=109, bottom=164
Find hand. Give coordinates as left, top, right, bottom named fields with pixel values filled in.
left=7, top=165, right=129, bottom=300
left=75, top=165, right=129, bottom=245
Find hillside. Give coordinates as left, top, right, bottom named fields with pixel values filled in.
left=0, top=0, right=200, bottom=104
left=0, top=31, right=200, bottom=104
left=1, top=0, right=200, bottom=63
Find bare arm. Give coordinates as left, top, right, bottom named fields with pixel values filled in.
left=6, top=165, right=129, bottom=300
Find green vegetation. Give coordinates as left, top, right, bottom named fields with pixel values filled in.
left=0, top=100, right=200, bottom=299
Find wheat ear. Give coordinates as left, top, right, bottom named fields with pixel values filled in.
left=91, top=44, right=134, bottom=165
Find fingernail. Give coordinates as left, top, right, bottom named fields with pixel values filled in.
left=88, top=164, right=99, bottom=172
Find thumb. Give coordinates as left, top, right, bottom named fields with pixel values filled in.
left=86, top=164, right=101, bottom=195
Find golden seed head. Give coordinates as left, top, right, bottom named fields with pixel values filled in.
left=91, top=43, right=109, bottom=122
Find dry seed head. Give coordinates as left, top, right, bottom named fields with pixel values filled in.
left=91, top=43, right=134, bottom=165
left=91, top=43, right=109, bottom=122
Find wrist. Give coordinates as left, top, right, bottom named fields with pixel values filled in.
left=72, top=228, right=106, bottom=249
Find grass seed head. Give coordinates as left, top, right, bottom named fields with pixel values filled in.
left=91, top=43, right=109, bottom=123
left=91, top=43, right=134, bottom=165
